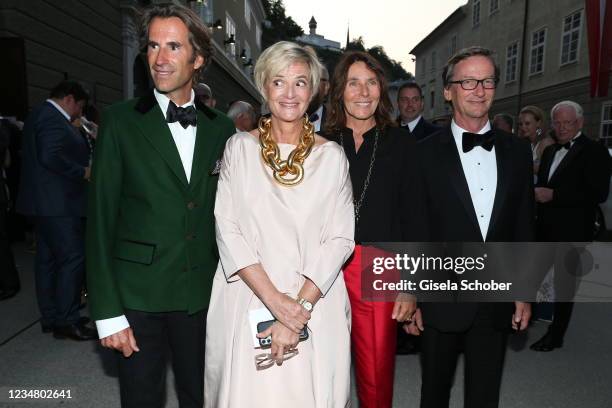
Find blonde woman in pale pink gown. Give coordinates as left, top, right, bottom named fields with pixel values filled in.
left=204, top=41, right=355, bottom=408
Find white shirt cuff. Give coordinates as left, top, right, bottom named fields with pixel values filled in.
left=95, top=315, right=130, bottom=339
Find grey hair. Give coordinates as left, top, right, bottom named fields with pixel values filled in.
left=254, top=41, right=323, bottom=102
left=320, top=65, right=329, bottom=81
left=442, top=46, right=499, bottom=88
left=227, top=100, right=255, bottom=121
left=551, top=100, right=583, bottom=119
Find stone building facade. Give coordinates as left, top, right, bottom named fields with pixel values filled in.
left=410, top=0, right=612, bottom=143
left=0, top=0, right=265, bottom=119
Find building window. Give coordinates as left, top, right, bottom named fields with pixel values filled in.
left=602, top=102, right=612, bottom=147
left=473, top=0, right=481, bottom=27
left=529, top=28, right=546, bottom=75
left=489, top=0, right=499, bottom=15
left=561, top=10, right=582, bottom=65
left=421, top=59, right=427, bottom=78
left=226, top=13, right=237, bottom=57
left=431, top=51, right=437, bottom=73
left=505, top=41, right=519, bottom=82
left=244, top=0, right=252, bottom=29
left=450, top=35, right=457, bottom=56
left=430, top=90, right=435, bottom=110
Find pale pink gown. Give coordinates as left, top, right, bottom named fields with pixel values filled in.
left=205, top=132, right=355, bottom=408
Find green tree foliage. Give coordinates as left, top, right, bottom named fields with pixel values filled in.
left=261, top=0, right=304, bottom=49
left=348, top=38, right=413, bottom=81
left=315, top=37, right=413, bottom=82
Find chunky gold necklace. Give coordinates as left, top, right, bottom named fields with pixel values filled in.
left=258, top=115, right=315, bottom=186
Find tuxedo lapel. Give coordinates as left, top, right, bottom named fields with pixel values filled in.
left=189, top=108, right=223, bottom=190
left=548, top=135, right=586, bottom=185
left=539, top=147, right=555, bottom=186
left=439, top=129, right=480, bottom=231
left=486, top=132, right=511, bottom=240
left=134, top=92, right=188, bottom=187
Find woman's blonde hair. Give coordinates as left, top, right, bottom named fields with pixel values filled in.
left=254, top=41, right=323, bottom=102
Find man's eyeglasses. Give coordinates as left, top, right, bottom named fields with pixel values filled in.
left=447, top=78, right=498, bottom=90
left=254, top=349, right=299, bottom=371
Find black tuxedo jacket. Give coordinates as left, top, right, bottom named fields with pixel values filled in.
left=17, top=102, right=89, bottom=217
left=536, top=134, right=611, bottom=241
left=399, top=117, right=441, bottom=141
left=413, top=126, right=535, bottom=332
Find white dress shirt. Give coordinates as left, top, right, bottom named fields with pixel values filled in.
left=46, top=99, right=71, bottom=121
left=311, top=105, right=324, bottom=133
left=95, top=89, right=198, bottom=339
left=547, top=131, right=582, bottom=182
left=451, top=120, right=498, bottom=241
left=401, top=115, right=422, bottom=132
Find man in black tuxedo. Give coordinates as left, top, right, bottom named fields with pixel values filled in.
left=397, top=82, right=440, bottom=141
left=17, top=80, right=95, bottom=340
left=307, top=65, right=329, bottom=132
left=406, top=47, right=534, bottom=408
left=531, top=100, right=611, bottom=352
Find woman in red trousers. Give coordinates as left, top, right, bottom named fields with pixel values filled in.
left=324, top=51, right=420, bottom=408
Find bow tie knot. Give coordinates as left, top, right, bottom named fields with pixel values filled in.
left=554, top=142, right=571, bottom=151
left=166, top=101, right=197, bottom=129
left=462, top=130, right=495, bottom=153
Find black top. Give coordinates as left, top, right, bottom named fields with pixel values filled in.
left=326, top=125, right=419, bottom=243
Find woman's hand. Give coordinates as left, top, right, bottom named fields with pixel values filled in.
left=267, top=292, right=310, bottom=334
left=257, top=321, right=300, bottom=365
left=391, top=293, right=417, bottom=322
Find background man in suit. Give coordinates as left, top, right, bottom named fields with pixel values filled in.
left=406, top=47, right=534, bottom=408
left=531, top=100, right=611, bottom=352
left=17, top=80, right=94, bottom=340
left=87, top=4, right=234, bottom=407
left=397, top=82, right=440, bottom=141
left=307, top=64, right=329, bottom=132
left=226, top=100, right=256, bottom=132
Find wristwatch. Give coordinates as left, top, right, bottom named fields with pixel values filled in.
left=297, top=298, right=313, bottom=312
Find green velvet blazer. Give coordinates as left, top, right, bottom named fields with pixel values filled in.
left=86, top=91, right=235, bottom=320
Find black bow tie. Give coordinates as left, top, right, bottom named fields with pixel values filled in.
left=166, top=101, right=197, bottom=129
left=554, top=142, right=571, bottom=151
left=462, top=130, right=495, bottom=153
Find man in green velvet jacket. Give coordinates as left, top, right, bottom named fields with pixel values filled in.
left=86, top=4, right=235, bottom=407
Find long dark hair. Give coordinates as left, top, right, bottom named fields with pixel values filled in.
left=324, top=51, right=395, bottom=133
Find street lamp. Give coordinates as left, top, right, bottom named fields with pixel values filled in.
left=224, top=34, right=235, bottom=45
left=209, top=19, right=223, bottom=30
left=239, top=50, right=247, bottom=61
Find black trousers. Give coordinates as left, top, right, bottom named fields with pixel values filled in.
left=420, top=305, right=508, bottom=408
left=34, top=216, right=84, bottom=326
left=0, top=204, right=19, bottom=291
left=118, top=309, right=207, bottom=408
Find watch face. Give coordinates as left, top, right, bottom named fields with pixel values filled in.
left=299, top=299, right=313, bottom=311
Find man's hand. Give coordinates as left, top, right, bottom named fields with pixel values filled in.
left=535, top=187, right=553, bottom=203
left=84, top=166, right=91, bottom=181
left=268, top=293, right=310, bottom=334
left=512, top=301, right=531, bottom=331
left=391, top=293, right=416, bottom=322
left=100, top=327, right=140, bottom=357
left=403, top=308, right=424, bottom=335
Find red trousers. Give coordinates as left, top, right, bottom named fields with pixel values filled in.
left=343, top=245, right=396, bottom=408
